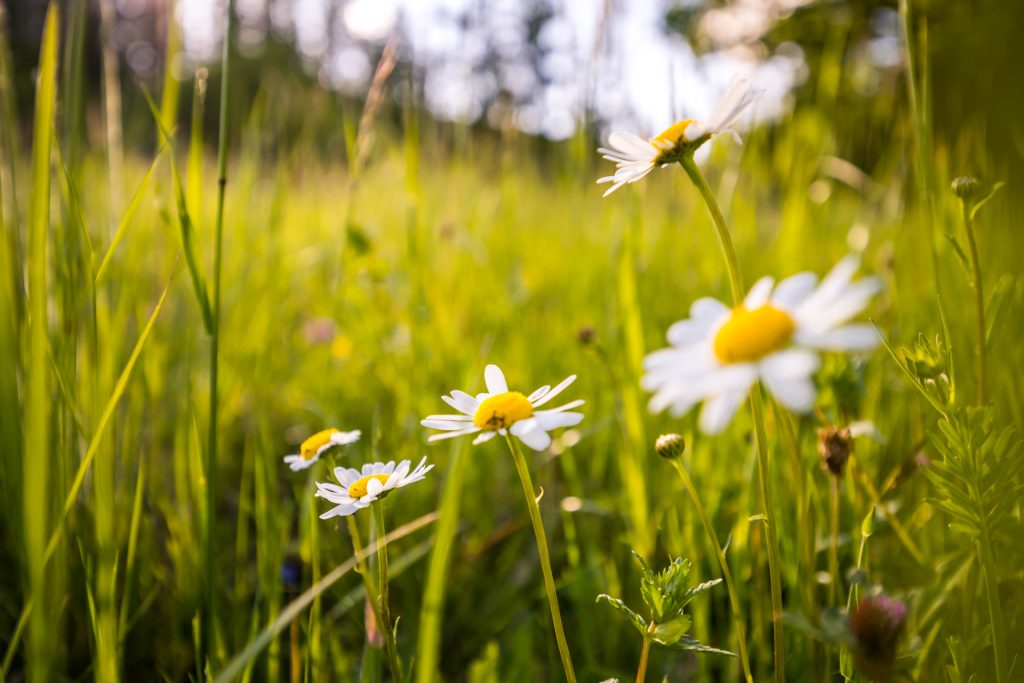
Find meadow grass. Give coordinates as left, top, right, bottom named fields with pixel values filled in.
left=1, top=5, right=1023, bottom=682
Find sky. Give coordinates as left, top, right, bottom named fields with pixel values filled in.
left=176, top=0, right=807, bottom=140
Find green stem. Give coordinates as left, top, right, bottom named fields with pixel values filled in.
left=204, top=2, right=232, bottom=672
left=829, top=477, right=840, bottom=607
left=680, top=154, right=786, bottom=682
left=669, top=460, right=753, bottom=683
left=962, top=206, right=986, bottom=405
left=373, top=504, right=404, bottom=683
left=505, top=435, right=577, bottom=683
left=978, top=526, right=1007, bottom=681
left=635, top=633, right=652, bottom=683
left=679, top=156, right=745, bottom=302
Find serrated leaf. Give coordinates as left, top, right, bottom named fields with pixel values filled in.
left=596, top=594, right=647, bottom=635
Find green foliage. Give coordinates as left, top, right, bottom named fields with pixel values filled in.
left=598, top=552, right=733, bottom=656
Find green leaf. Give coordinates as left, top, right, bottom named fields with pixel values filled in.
left=653, top=615, right=691, bottom=644
left=596, top=594, right=647, bottom=635
left=662, top=637, right=736, bottom=657
left=969, top=181, right=1005, bottom=221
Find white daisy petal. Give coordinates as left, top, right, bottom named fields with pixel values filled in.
left=533, top=411, right=584, bottom=431
left=798, top=325, right=880, bottom=351
left=511, top=420, right=553, bottom=451
left=330, top=430, right=361, bottom=446
left=699, top=385, right=751, bottom=435
left=531, top=374, right=577, bottom=407
left=484, top=364, right=508, bottom=394
left=527, top=385, right=551, bottom=403
left=428, top=428, right=481, bottom=442
left=772, top=272, right=818, bottom=309
left=421, top=418, right=474, bottom=430
left=744, top=276, right=775, bottom=309
left=473, top=431, right=498, bottom=445
left=443, top=391, right=479, bottom=415
left=535, top=399, right=585, bottom=413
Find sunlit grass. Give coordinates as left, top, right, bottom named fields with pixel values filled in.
left=1, top=5, right=1022, bottom=682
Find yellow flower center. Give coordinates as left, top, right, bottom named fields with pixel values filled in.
left=713, top=305, right=796, bottom=364
left=652, top=119, right=695, bottom=148
left=300, top=428, right=338, bottom=460
left=348, top=474, right=390, bottom=499
left=473, top=391, right=534, bottom=430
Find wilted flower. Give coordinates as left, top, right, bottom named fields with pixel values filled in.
left=818, top=426, right=853, bottom=476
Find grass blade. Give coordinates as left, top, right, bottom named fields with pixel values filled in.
left=23, top=5, right=59, bottom=680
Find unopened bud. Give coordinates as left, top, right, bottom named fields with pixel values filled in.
left=818, top=426, right=853, bottom=477
left=656, top=433, right=685, bottom=460
left=951, top=176, right=980, bottom=200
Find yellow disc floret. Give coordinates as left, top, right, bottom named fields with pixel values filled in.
left=300, top=428, right=339, bottom=460
left=714, top=305, right=796, bottom=364
left=348, top=474, right=390, bottom=499
left=652, top=119, right=695, bottom=148
left=473, top=391, right=534, bottom=430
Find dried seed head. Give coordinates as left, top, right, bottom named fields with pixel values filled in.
left=818, top=426, right=853, bottom=477
left=656, top=433, right=685, bottom=460
left=576, top=326, right=597, bottom=346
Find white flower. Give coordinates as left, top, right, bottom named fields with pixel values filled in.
left=283, top=428, right=361, bottom=471
left=597, top=77, right=764, bottom=197
left=421, top=364, right=585, bottom=451
left=643, top=257, right=881, bottom=434
left=315, top=457, right=434, bottom=518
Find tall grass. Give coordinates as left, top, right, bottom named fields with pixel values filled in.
left=0, top=5, right=1022, bottom=683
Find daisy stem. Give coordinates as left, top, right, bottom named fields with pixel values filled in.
left=373, top=503, right=404, bottom=683
left=679, top=154, right=786, bottom=682
left=961, top=203, right=986, bottom=405
left=345, top=515, right=386, bottom=678
left=678, top=155, right=745, bottom=302
left=504, top=435, right=577, bottom=683
left=669, top=459, right=753, bottom=683
left=829, top=477, right=840, bottom=608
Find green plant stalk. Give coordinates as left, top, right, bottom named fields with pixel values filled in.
left=961, top=205, right=986, bottom=405
left=978, top=517, right=1007, bottom=681
left=24, top=7, right=58, bottom=681
left=415, top=440, right=468, bottom=683
left=204, top=2, right=233, bottom=672
left=504, top=435, right=577, bottom=683
left=679, top=154, right=786, bottom=682
left=373, top=503, right=404, bottom=683
left=346, top=514, right=384, bottom=682
left=635, top=629, right=652, bottom=683
left=828, top=477, right=840, bottom=607
left=669, top=459, right=753, bottom=682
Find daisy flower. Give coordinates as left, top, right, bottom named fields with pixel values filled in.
left=643, top=257, right=881, bottom=434
left=421, top=364, right=584, bottom=451
left=315, top=457, right=434, bottom=518
left=597, top=77, right=764, bottom=197
left=283, top=428, right=361, bottom=471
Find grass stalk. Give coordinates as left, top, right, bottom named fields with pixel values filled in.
left=504, top=434, right=577, bottom=683
left=373, top=503, right=404, bottom=683
left=634, top=631, right=651, bottom=683
left=204, top=2, right=234, bottom=671
left=23, top=7, right=59, bottom=680
left=679, top=154, right=786, bottom=682
left=668, top=459, right=754, bottom=682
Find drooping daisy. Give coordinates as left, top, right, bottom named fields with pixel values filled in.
left=283, top=428, right=361, bottom=471
left=421, top=364, right=584, bottom=451
left=643, top=257, right=880, bottom=434
left=315, top=457, right=434, bottom=518
left=597, top=77, right=764, bottom=197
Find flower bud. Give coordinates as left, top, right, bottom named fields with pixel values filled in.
left=850, top=594, right=907, bottom=680
left=656, top=433, right=685, bottom=460
left=818, top=426, right=853, bottom=477
left=951, top=176, right=980, bottom=200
